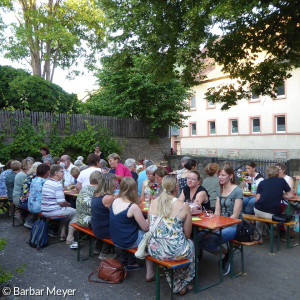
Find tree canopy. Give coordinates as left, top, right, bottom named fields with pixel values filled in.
left=85, top=52, right=190, bottom=133
left=0, top=0, right=107, bottom=82
left=0, top=65, right=80, bottom=113
left=100, top=0, right=300, bottom=109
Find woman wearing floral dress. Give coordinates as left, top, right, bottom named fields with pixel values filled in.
left=148, top=175, right=195, bottom=296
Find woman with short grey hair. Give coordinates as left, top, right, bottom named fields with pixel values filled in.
left=140, top=165, right=158, bottom=202
left=125, top=158, right=138, bottom=182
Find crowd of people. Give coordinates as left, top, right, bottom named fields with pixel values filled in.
left=0, top=148, right=298, bottom=296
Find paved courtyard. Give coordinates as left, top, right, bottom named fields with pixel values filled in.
left=0, top=215, right=300, bottom=300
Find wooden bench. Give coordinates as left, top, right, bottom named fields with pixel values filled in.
left=71, top=222, right=191, bottom=300
left=12, top=204, right=67, bottom=227
left=243, top=214, right=297, bottom=253
left=229, top=239, right=261, bottom=278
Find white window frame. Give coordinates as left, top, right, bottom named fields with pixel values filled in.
left=191, top=123, right=197, bottom=136
left=230, top=119, right=238, bottom=134
left=276, top=116, right=286, bottom=133
left=252, top=118, right=260, bottom=133
left=209, top=121, right=216, bottom=135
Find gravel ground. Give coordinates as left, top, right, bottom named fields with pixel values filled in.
left=1, top=214, right=300, bottom=300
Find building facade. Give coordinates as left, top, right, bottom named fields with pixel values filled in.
left=179, top=65, right=300, bottom=159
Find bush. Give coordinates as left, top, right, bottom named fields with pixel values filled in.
left=0, top=117, right=125, bottom=163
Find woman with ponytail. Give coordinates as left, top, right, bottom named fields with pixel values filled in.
left=148, top=175, right=195, bottom=296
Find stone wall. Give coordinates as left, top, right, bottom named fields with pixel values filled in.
left=117, top=137, right=170, bottom=164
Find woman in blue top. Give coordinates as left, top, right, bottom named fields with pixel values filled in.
left=91, top=173, right=117, bottom=259
left=109, top=177, right=154, bottom=278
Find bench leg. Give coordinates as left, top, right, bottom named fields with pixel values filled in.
left=155, top=263, right=160, bottom=300
left=170, top=269, right=174, bottom=300
left=229, top=242, right=235, bottom=278
left=286, top=225, right=290, bottom=249
left=77, top=229, right=80, bottom=262
left=270, top=224, right=274, bottom=253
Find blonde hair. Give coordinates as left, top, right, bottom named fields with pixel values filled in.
left=27, top=162, right=42, bottom=175
left=156, top=175, right=177, bottom=218
left=266, top=165, right=279, bottom=178
left=94, top=173, right=116, bottom=195
left=119, top=177, right=139, bottom=204
left=71, top=167, right=80, bottom=178
left=108, top=153, right=120, bottom=162
left=11, top=161, right=22, bottom=171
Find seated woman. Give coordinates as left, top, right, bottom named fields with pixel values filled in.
left=154, top=166, right=168, bottom=197
left=198, top=162, right=243, bottom=276
left=28, top=164, right=50, bottom=214
left=91, top=173, right=117, bottom=259
left=19, top=162, right=42, bottom=210
left=202, top=163, right=219, bottom=211
left=110, top=177, right=154, bottom=275
left=178, top=159, right=197, bottom=195
left=41, top=165, right=77, bottom=247
left=243, top=161, right=264, bottom=214
left=148, top=175, right=195, bottom=295
left=254, top=165, right=293, bottom=242
left=140, top=165, right=158, bottom=202
left=13, top=157, right=34, bottom=206
left=76, top=171, right=103, bottom=228
left=178, top=170, right=210, bottom=211
left=0, top=160, right=13, bottom=197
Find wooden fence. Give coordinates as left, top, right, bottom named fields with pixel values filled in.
left=0, top=110, right=168, bottom=138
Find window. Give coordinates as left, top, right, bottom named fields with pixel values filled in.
left=252, top=118, right=260, bottom=133
left=276, top=116, right=286, bottom=132
left=190, top=95, right=196, bottom=109
left=230, top=119, right=238, bottom=134
left=251, top=91, right=259, bottom=101
left=209, top=121, right=216, bottom=135
left=190, top=123, right=197, bottom=136
left=275, top=82, right=285, bottom=98
left=206, top=99, right=216, bottom=109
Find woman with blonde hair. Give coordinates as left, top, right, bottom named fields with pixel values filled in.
left=148, top=175, right=195, bottom=295
left=110, top=177, right=154, bottom=276
left=91, top=173, right=117, bottom=259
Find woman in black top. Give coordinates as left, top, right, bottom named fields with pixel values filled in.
left=178, top=170, right=210, bottom=210
left=254, top=165, right=293, bottom=239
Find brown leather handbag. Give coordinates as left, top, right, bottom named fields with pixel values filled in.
left=88, top=259, right=127, bottom=284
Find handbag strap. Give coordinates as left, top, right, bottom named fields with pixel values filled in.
left=88, top=265, right=127, bottom=284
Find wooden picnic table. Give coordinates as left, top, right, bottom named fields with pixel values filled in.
left=192, top=213, right=241, bottom=292
left=140, top=201, right=241, bottom=293
left=64, top=189, right=78, bottom=197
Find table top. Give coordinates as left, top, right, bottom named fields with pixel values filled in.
left=140, top=201, right=241, bottom=230
left=192, top=213, right=241, bottom=230
left=0, top=196, right=8, bottom=200
left=64, top=189, right=78, bottom=197
left=243, top=192, right=256, bottom=197
left=286, top=195, right=300, bottom=202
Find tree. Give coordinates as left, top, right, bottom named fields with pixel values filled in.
left=204, top=0, right=300, bottom=108
left=85, top=52, right=191, bottom=133
left=0, top=65, right=80, bottom=113
left=0, top=0, right=107, bottom=81
left=100, top=0, right=214, bottom=87
left=100, top=0, right=300, bottom=109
